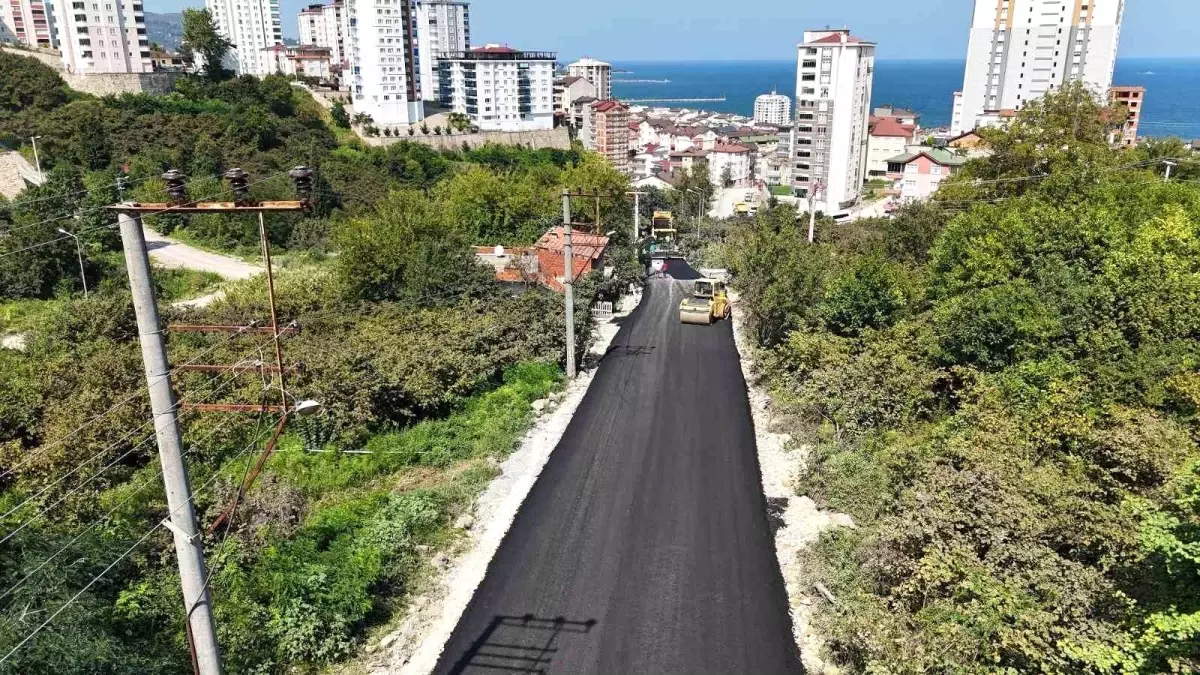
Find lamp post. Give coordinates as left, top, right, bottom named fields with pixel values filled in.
left=686, top=188, right=702, bottom=242
left=56, top=228, right=88, bottom=298
left=30, top=136, right=43, bottom=178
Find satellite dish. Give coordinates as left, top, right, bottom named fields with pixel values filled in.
left=494, top=244, right=506, bottom=257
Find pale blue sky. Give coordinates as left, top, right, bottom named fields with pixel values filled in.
left=148, top=0, right=1199, bottom=61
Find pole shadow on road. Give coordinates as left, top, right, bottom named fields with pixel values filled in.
left=445, top=614, right=597, bottom=674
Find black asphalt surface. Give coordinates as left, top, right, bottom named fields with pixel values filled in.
left=433, top=273, right=802, bottom=675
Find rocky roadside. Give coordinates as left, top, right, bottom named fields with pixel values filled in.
left=728, top=292, right=853, bottom=675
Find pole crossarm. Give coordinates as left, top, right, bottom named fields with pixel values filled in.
left=107, top=201, right=307, bottom=214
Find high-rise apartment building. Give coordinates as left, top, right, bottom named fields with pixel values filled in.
left=568, top=57, right=611, bottom=100
left=754, top=90, right=791, bottom=126
left=415, top=0, right=468, bottom=101
left=206, top=0, right=283, bottom=76
left=347, top=0, right=422, bottom=126
left=298, top=1, right=347, bottom=68
left=438, top=45, right=555, bottom=131
left=950, top=0, right=1126, bottom=135
left=52, top=0, right=152, bottom=74
left=791, top=28, right=874, bottom=213
left=583, top=100, right=631, bottom=174
left=1108, top=85, right=1144, bottom=147
left=2, top=0, right=54, bottom=48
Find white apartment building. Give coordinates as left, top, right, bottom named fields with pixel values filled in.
left=2, top=0, right=55, bottom=48
left=437, top=45, right=555, bottom=131
left=792, top=28, right=875, bottom=213
left=950, top=0, right=1126, bottom=135
left=52, top=0, right=152, bottom=74
left=297, top=1, right=347, bottom=68
left=207, top=0, right=283, bottom=76
left=347, top=0, right=423, bottom=126
left=754, top=90, right=791, bottom=126
left=415, top=0, right=468, bottom=101
left=568, top=57, right=611, bottom=100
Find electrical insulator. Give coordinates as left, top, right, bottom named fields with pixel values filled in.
left=161, top=169, right=187, bottom=204
left=289, top=166, right=314, bottom=204
left=223, top=168, right=251, bottom=205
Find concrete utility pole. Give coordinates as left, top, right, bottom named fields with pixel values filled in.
left=116, top=210, right=223, bottom=675
left=626, top=190, right=645, bottom=242
left=561, top=189, right=576, bottom=379
left=56, top=228, right=88, bottom=298
left=1164, top=160, right=1176, bottom=182
left=808, top=179, right=826, bottom=244
left=29, top=136, right=42, bottom=178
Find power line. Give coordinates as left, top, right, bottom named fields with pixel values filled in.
left=0, top=342, right=280, bottom=546
left=0, top=322, right=265, bottom=483
left=0, top=418, right=278, bottom=667
left=0, top=174, right=156, bottom=214
left=0, top=171, right=289, bottom=260
left=0, top=410, right=249, bottom=606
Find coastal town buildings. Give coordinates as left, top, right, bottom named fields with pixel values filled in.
left=1108, top=85, right=1144, bottom=147
left=708, top=143, right=753, bottom=187
left=553, top=75, right=596, bottom=120
left=582, top=100, right=631, bottom=174
left=753, top=90, right=791, bottom=126
left=415, top=0, right=469, bottom=101
left=52, top=0, right=152, bottom=74
left=2, top=0, right=54, bottom=48
left=264, top=43, right=332, bottom=79
left=866, top=114, right=918, bottom=177
left=950, top=0, right=1126, bottom=135
left=792, top=28, right=875, bottom=213
left=207, top=0, right=283, bottom=75
left=886, top=147, right=967, bottom=201
left=438, top=45, right=555, bottom=131
left=346, top=0, right=423, bottom=127
left=568, top=57, right=611, bottom=100
left=297, top=1, right=348, bottom=69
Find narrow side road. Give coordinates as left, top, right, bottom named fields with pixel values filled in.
left=432, top=278, right=801, bottom=674
left=143, top=228, right=261, bottom=280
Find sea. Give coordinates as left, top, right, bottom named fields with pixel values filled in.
left=610, top=58, right=1200, bottom=140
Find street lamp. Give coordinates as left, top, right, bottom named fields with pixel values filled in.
left=30, top=136, right=42, bottom=178
left=56, top=228, right=88, bottom=298
left=686, top=188, right=704, bottom=242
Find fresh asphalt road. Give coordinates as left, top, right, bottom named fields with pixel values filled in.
left=433, top=273, right=802, bottom=675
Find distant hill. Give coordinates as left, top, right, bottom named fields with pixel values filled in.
left=144, top=11, right=183, bottom=51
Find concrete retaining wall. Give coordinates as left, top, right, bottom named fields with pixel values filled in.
left=364, top=127, right=571, bottom=151
left=1, top=46, right=181, bottom=96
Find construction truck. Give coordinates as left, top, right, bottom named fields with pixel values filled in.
left=679, top=278, right=731, bottom=325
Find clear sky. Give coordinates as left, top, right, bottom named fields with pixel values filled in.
left=147, top=0, right=1199, bottom=61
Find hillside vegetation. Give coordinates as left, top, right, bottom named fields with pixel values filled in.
left=0, top=51, right=643, bottom=672
left=727, top=84, right=1200, bottom=673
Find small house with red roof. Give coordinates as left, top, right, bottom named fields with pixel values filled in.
left=474, top=228, right=610, bottom=293
left=867, top=115, right=919, bottom=177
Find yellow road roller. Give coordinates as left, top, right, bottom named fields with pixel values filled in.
left=679, top=278, right=731, bottom=325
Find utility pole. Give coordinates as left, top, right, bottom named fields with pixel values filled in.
left=55, top=228, right=88, bottom=298
left=116, top=209, right=223, bottom=675
left=808, top=179, right=826, bottom=244
left=29, top=136, right=42, bottom=178
left=1164, top=160, right=1176, bottom=182
left=626, top=191, right=644, bottom=242
left=561, top=189, right=576, bottom=379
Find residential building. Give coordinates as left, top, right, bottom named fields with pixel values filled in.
left=950, top=0, right=1126, bottom=135
left=438, top=45, right=555, bottom=131
left=873, top=105, right=917, bottom=126
left=947, top=129, right=992, bottom=157
left=347, top=0, right=423, bottom=127
left=264, top=43, right=332, bottom=79
left=792, top=28, right=875, bottom=213
left=567, top=57, right=610, bottom=100
left=1108, top=85, right=1144, bottom=147
left=533, top=227, right=609, bottom=293
left=866, top=115, right=917, bottom=177
left=415, top=0, right=468, bottom=101
left=886, top=147, right=968, bottom=201
left=149, top=49, right=190, bottom=70
left=52, top=0, right=152, bottom=74
left=709, top=143, right=752, bottom=187
left=2, top=0, right=54, bottom=48
left=207, top=0, right=283, bottom=76
left=298, top=1, right=348, bottom=69
left=585, top=100, right=631, bottom=174
left=754, top=90, right=791, bottom=126
left=553, top=75, right=595, bottom=119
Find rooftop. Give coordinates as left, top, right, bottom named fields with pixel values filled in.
left=711, top=143, right=751, bottom=154
left=806, top=32, right=874, bottom=46
left=442, top=45, right=557, bottom=61
left=886, top=147, right=969, bottom=167
left=869, top=117, right=917, bottom=138
left=570, top=57, right=611, bottom=68
left=535, top=227, right=609, bottom=261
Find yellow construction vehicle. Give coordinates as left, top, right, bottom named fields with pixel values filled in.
left=679, top=278, right=731, bottom=325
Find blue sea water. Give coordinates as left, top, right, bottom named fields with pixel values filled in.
left=611, top=58, right=1200, bottom=140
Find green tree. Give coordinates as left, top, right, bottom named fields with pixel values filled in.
left=330, top=101, right=351, bottom=128
left=181, top=8, right=232, bottom=79
left=0, top=51, right=68, bottom=113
